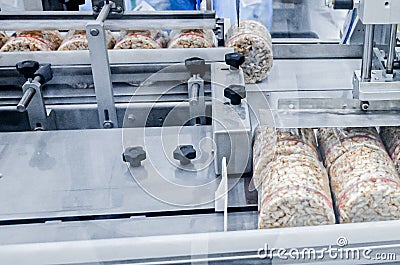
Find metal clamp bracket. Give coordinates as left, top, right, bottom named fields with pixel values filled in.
left=86, top=2, right=118, bottom=129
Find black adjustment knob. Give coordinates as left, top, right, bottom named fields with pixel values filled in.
left=58, top=0, right=85, bottom=11
left=224, top=84, right=246, bottom=105
left=185, top=57, right=206, bottom=76
left=122, top=146, right=146, bottom=167
left=16, top=60, right=40, bottom=79
left=173, top=145, right=196, bottom=165
left=225, top=52, right=245, bottom=69
left=333, top=0, right=354, bottom=10
left=34, top=64, right=53, bottom=85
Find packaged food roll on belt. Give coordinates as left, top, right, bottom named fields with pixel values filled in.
left=58, top=30, right=116, bottom=51
left=114, top=30, right=168, bottom=49
left=226, top=20, right=273, bottom=84
left=254, top=127, right=335, bottom=229
left=318, top=127, right=385, bottom=169
left=168, top=29, right=216, bottom=48
left=258, top=154, right=335, bottom=229
left=0, top=32, right=9, bottom=49
left=0, top=30, right=62, bottom=52
left=317, top=127, right=400, bottom=223
left=253, top=127, right=319, bottom=189
left=380, top=126, right=400, bottom=174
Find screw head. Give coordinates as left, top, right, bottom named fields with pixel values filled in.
left=361, top=101, right=369, bottom=111
left=115, top=6, right=123, bottom=13
left=90, top=28, right=99, bottom=36
left=103, top=121, right=113, bottom=128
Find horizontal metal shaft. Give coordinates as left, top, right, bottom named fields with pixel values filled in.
left=17, top=87, right=36, bottom=113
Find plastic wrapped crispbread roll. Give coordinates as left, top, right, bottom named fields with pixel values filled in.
left=0, top=32, right=9, bottom=48
left=253, top=127, right=319, bottom=189
left=338, top=178, right=400, bottom=223
left=317, top=127, right=400, bottom=223
left=168, top=29, right=216, bottom=48
left=226, top=20, right=273, bottom=84
left=0, top=30, right=62, bottom=52
left=114, top=30, right=168, bottom=49
left=380, top=127, right=400, bottom=174
left=58, top=30, right=115, bottom=51
left=258, top=154, right=335, bottom=229
left=318, top=127, right=386, bottom=169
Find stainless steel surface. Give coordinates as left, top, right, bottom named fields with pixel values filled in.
left=0, top=127, right=251, bottom=221
left=0, top=48, right=233, bottom=67
left=387, top=24, right=397, bottom=74
left=1, top=220, right=400, bottom=264
left=358, top=0, right=400, bottom=24
left=353, top=70, right=400, bottom=101
left=86, top=5, right=118, bottom=129
left=361, top=24, right=375, bottom=81
left=211, top=64, right=251, bottom=175
left=0, top=212, right=258, bottom=245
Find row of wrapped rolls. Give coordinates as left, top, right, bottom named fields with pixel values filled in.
left=226, top=20, right=273, bottom=84
left=317, top=127, right=400, bottom=223
left=58, top=30, right=116, bottom=51
left=114, top=30, right=169, bottom=49
left=380, top=127, right=400, bottom=174
left=0, top=32, right=9, bottom=48
left=254, top=127, right=336, bottom=229
left=0, top=31, right=62, bottom=52
left=168, top=29, right=216, bottom=48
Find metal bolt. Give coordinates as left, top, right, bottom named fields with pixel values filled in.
left=93, top=6, right=99, bottom=12
left=103, top=121, right=114, bottom=129
left=90, top=28, right=99, bottom=36
left=361, top=101, right=369, bottom=111
left=115, top=6, right=123, bottom=13
left=127, top=114, right=135, bottom=121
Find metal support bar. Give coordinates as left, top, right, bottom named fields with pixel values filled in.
left=20, top=77, right=48, bottom=130
left=387, top=24, right=397, bottom=75
left=17, top=87, right=36, bottom=113
left=188, top=75, right=206, bottom=125
left=0, top=11, right=216, bottom=31
left=214, top=157, right=228, bottom=232
left=86, top=3, right=118, bottom=129
left=361, top=24, right=375, bottom=81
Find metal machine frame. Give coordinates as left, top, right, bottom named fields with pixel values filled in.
left=1, top=1, right=400, bottom=264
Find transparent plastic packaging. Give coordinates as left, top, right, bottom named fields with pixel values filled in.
left=318, top=127, right=385, bottom=169
left=380, top=126, right=400, bottom=174
left=253, top=127, right=319, bottom=189
left=0, top=31, right=8, bottom=49
left=114, top=30, right=168, bottom=49
left=168, top=29, right=216, bottom=48
left=317, top=127, right=400, bottom=223
left=58, top=30, right=116, bottom=51
left=254, top=127, right=335, bottom=229
left=0, top=30, right=62, bottom=52
left=226, top=20, right=273, bottom=84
